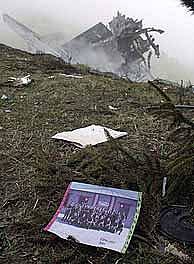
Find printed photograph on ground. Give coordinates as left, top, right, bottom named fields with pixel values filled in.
left=44, top=182, right=142, bottom=253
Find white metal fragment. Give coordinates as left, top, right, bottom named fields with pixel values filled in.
left=52, top=125, right=128, bottom=148
left=59, top=73, right=83, bottom=79
left=8, top=75, right=32, bottom=86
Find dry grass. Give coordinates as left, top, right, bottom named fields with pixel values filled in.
left=0, top=44, right=193, bottom=263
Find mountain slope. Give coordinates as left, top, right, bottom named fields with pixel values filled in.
left=0, top=44, right=192, bottom=264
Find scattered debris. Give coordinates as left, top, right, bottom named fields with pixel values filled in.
left=1, top=34, right=193, bottom=263
left=8, top=75, right=32, bottom=87
left=52, top=125, right=128, bottom=148
left=1, top=94, right=8, bottom=100
left=160, top=206, right=194, bottom=244
left=44, top=182, right=142, bottom=253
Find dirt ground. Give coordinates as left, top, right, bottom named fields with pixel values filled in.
left=0, top=44, right=193, bottom=264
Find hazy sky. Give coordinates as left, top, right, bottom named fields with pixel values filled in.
left=0, top=0, right=194, bottom=74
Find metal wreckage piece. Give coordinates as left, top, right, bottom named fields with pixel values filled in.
left=2, top=14, right=70, bottom=61
left=3, top=12, right=164, bottom=81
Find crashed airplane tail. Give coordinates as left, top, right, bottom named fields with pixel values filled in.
left=2, top=14, right=70, bottom=62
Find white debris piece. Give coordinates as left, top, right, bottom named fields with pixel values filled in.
left=1, top=94, right=8, bottom=100
left=59, top=73, right=83, bottom=79
left=162, top=177, right=167, bottom=197
left=52, top=125, right=128, bottom=148
left=165, top=243, right=190, bottom=261
left=8, top=75, right=32, bottom=86
left=108, top=105, right=118, bottom=111
left=20, top=75, right=31, bottom=85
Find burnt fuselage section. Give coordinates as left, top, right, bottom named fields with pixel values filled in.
left=64, top=12, right=164, bottom=80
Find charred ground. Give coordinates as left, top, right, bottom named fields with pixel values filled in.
left=0, top=44, right=193, bottom=263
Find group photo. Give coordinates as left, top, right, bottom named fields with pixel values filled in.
left=59, top=188, right=138, bottom=235
left=62, top=202, right=127, bottom=234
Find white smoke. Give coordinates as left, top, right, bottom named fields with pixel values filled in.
left=0, top=0, right=194, bottom=82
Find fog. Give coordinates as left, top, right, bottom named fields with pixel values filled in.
left=0, top=0, right=194, bottom=81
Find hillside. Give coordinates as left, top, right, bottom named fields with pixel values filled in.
left=0, top=44, right=193, bottom=264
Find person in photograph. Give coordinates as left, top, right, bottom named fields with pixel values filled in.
left=62, top=198, right=128, bottom=235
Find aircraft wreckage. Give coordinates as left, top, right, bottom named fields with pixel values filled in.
left=3, top=12, right=164, bottom=81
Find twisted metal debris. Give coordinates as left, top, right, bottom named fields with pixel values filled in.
left=3, top=12, right=164, bottom=81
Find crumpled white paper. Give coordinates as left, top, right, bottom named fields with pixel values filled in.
left=52, top=125, right=128, bottom=148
